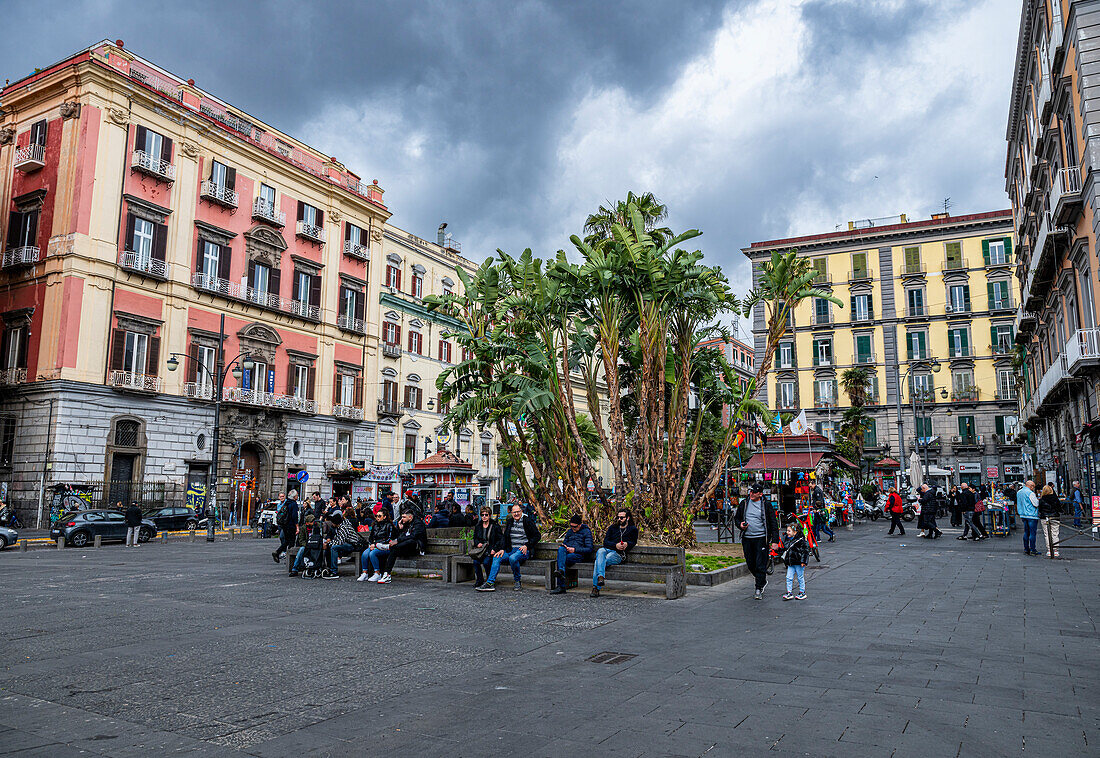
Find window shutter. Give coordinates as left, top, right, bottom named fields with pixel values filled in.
left=162, top=137, right=173, bottom=164
left=247, top=260, right=256, bottom=288
left=297, top=201, right=304, bottom=222
left=6, top=211, right=24, bottom=249
left=354, top=377, right=363, bottom=406
left=110, top=329, right=126, bottom=371
left=1003, top=237, right=1013, bottom=259
left=961, top=330, right=969, bottom=355
left=31, top=120, right=47, bottom=146
left=408, top=331, right=415, bottom=352
left=287, top=364, right=295, bottom=395
left=395, top=325, right=401, bottom=346
left=344, top=221, right=351, bottom=243
left=187, top=343, right=199, bottom=384
left=416, top=387, right=422, bottom=410
left=292, top=271, right=300, bottom=301
left=146, top=336, right=160, bottom=375
left=307, top=367, right=315, bottom=400
left=134, top=125, right=147, bottom=153
left=981, top=239, right=990, bottom=266
left=958, top=416, right=966, bottom=437
left=867, top=294, right=874, bottom=319
left=906, top=333, right=913, bottom=360
left=316, top=209, right=324, bottom=229
left=963, top=286, right=971, bottom=311
left=218, top=245, right=231, bottom=280
left=226, top=167, right=236, bottom=190
left=354, top=292, right=364, bottom=321
left=850, top=295, right=856, bottom=315
left=990, top=325, right=998, bottom=351
left=1, top=331, right=11, bottom=370
left=15, top=332, right=26, bottom=371
left=395, top=268, right=402, bottom=290
left=987, top=282, right=994, bottom=307
left=269, top=267, right=281, bottom=297
left=403, top=385, right=410, bottom=407
left=310, top=273, right=321, bottom=307
left=124, top=214, right=136, bottom=253
left=152, top=223, right=167, bottom=261
left=996, top=416, right=1005, bottom=436
left=333, top=374, right=340, bottom=405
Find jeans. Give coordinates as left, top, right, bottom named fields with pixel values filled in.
left=1021, top=517, right=1038, bottom=553
left=812, top=513, right=833, bottom=540
left=963, top=512, right=987, bottom=539
left=888, top=512, right=905, bottom=535
left=786, top=564, right=805, bottom=594
left=556, top=546, right=589, bottom=574
left=741, top=536, right=769, bottom=591
left=472, top=555, right=494, bottom=585
left=362, top=547, right=390, bottom=573
left=276, top=526, right=296, bottom=557
left=1073, top=501, right=1082, bottom=528
left=593, top=547, right=624, bottom=586
left=329, top=543, right=356, bottom=569
left=292, top=546, right=308, bottom=571
left=487, top=548, right=527, bottom=583
left=126, top=526, right=140, bottom=546
left=1041, top=517, right=1060, bottom=557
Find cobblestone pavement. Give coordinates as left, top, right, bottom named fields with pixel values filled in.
left=1, top=523, right=1096, bottom=757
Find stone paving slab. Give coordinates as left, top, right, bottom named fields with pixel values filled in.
left=0, top=522, right=1097, bottom=756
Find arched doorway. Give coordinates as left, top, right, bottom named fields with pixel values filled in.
left=232, top=442, right=266, bottom=525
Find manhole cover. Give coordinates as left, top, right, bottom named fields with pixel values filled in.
left=544, top=616, right=612, bottom=630
left=587, top=651, right=637, bottom=665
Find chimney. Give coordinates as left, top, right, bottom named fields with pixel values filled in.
left=437, top=223, right=447, bottom=246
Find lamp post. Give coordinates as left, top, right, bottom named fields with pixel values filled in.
left=895, top=358, right=941, bottom=489
left=167, top=315, right=254, bottom=542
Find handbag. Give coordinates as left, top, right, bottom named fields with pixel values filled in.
left=974, top=499, right=986, bottom=513
left=468, top=543, right=490, bottom=560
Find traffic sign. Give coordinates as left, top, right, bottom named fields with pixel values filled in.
left=238, top=481, right=247, bottom=492
left=296, top=471, right=309, bottom=483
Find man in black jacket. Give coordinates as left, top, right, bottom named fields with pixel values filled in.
left=591, top=509, right=638, bottom=598
left=272, top=490, right=299, bottom=563
left=735, top=483, right=779, bottom=599
left=919, top=484, right=942, bottom=539
left=380, top=510, right=427, bottom=584
left=125, top=501, right=143, bottom=548
left=479, top=502, right=540, bottom=592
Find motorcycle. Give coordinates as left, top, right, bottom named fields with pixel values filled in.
left=856, top=497, right=883, bottom=520
left=901, top=504, right=917, bottom=522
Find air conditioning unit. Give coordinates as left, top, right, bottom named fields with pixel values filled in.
left=945, top=305, right=953, bottom=313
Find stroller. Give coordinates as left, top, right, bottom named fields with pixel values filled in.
left=299, top=521, right=329, bottom=578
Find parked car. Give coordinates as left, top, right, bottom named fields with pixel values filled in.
left=49, top=509, right=157, bottom=547
left=144, top=506, right=199, bottom=532
left=0, top=524, right=17, bottom=549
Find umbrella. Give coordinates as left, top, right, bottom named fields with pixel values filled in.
left=908, top=450, right=923, bottom=491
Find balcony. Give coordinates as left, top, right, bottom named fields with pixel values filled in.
left=333, top=404, right=364, bottom=421
left=296, top=220, right=326, bottom=244
left=378, top=400, right=403, bottom=419
left=252, top=198, right=286, bottom=226
left=991, top=433, right=1020, bottom=448
left=952, top=434, right=985, bottom=450
left=343, top=240, right=370, bottom=261
left=2, top=246, right=40, bottom=268
left=1065, top=328, right=1100, bottom=376
left=901, top=261, right=925, bottom=276
left=947, top=347, right=972, bottom=359
left=109, top=370, right=163, bottom=393
left=131, top=150, right=175, bottom=182
left=1052, top=166, right=1083, bottom=225
left=951, top=387, right=980, bottom=402
left=942, top=257, right=966, bottom=271
left=906, top=306, right=927, bottom=319
left=849, top=269, right=873, bottom=283
left=1037, top=72, right=1052, bottom=122
left=183, top=382, right=216, bottom=401
left=813, top=397, right=837, bottom=409
left=191, top=272, right=321, bottom=321
left=811, top=272, right=832, bottom=285
left=1024, top=353, right=1069, bottom=421
left=224, top=386, right=317, bottom=414
left=810, top=312, right=832, bottom=326
left=855, top=353, right=876, bottom=366
left=327, top=458, right=366, bottom=475
left=1023, top=211, right=1066, bottom=310
left=989, top=298, right=1014, bottom=313
left=14, top=143, right=45, bottom=172
left=911, top=436, right=941, bottom=450
left=337, top=313, right=366, bottom=334
left=382, top=343, right=401, bottom=359
left=0, top=368, right=27, bottom=386
left=118, top=250, right=167, bottom=279
left=995, top=389, right=1018, bottom=402
left=1016, top=304, right=1037, bottom=340
left=200, top=180, right=239, bottom=208
left=944, top=303, right=970, bottom=316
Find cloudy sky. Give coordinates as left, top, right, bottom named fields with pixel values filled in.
left=3, top=0, right=1017, bottom=339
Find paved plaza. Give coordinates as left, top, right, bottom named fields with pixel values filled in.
left=1, top=524, right=1097, bottom=757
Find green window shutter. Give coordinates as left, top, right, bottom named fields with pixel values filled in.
left=991, top=325, right=998, bottom=351
left=995, top=416, right=1005, bottom=436
left=963, top=285, right=971, bottom=311
left=1003, top=237, right=1013, bottom=259
left=906, top=333, right=913, bottom=360
left=987, top=281, right=994, bottom=307
left=982, top=239, right=990, bottom=266
left=961, top=329, right=969, bottom=355
left=948, top=328, right=957, bottom=356
left=868, top=294, right=874, bottom=319
left=850, top=295, right=856, bottom=315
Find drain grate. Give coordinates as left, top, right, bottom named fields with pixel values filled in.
left=587, top=651, right=637, bottom=665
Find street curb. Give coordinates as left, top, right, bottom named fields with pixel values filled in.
left=4, top=529, right=263, bottom=553
left=687, top=562, right=750, bottom=587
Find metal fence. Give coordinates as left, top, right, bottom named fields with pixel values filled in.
left=48, top=481, right=188, bottom=523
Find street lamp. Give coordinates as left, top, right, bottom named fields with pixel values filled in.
left=424, top=435, right=433, bottom=459
left=167, top=320, right=255, bottom=542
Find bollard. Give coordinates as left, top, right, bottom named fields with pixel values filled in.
left=190, top=530, right=195, bottom=543
left=161, top=532, right=167, bottom=543
left=1045, top=519, right=1055, bottom=559
left=94, top=535, right=102, bottom=549
left=56, top=536, right=64, bottom=550
left=20, top=539, right=28, bottom=552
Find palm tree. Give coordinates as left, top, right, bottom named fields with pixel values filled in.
left=839, top=368, right=871, bottom=485
left=583, top=191, right=670, bottom=245
left=840, top=367, right=870, bottom=408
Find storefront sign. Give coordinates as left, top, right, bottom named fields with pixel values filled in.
left=986, top=466, right=999, bottom=479
left=958, top=463, right=982, bottom=474
left=1003, top=464, right=1024, bottom=475
left=364, top=465, right=399, bottom=482
left=1092, top=495, right=1100, bottom=525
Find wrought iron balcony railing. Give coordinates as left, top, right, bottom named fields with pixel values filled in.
left=118, top=250, right=167, bottom=278
left=14, top=143, right=45, bottom=172
left=2, top=246, right=40, bottom=268
left=131, top=150, right=175, bottom=181
left=109, top=370, right=163, bottom=393
left=200, top=180, right=239, bottom=208
left=252, top=198, right=286, bottom=226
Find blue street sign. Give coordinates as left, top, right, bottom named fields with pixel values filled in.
left=296, top=471, right=309, bottom=483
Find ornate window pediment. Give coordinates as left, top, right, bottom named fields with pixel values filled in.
left=407, top=373, right=422, bottom=383
left=14, top=189, right=48, bottom=213
left=195, top=219, right=236, bottom=245
left=411, top=263, right=426, bottom=275
left=2, top=307, right=34, bottom=327
left=384, top=310, right=400, bottom=321
left=403, top=419, right=422, bottom=430
left=244, top=224, right=287, bottom=267
left=291, top=254, right=323, bottom=274
left=386, top=252, right=402, bottom=264
left=238, top=322, right=281, bottom=362
left=381, top=367, right=397, bottom=378
left=441, top=276, right=455, bottom=287
left=115, top=311, right=163, bottom=335
left=409, top=319, right=423, bottom=329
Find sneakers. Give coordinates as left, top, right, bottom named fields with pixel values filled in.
left=782, top=592, right=794, bottom=601
left=796, top=593, right=806, bottom=600
left=513, top=580, right=522, bottom=591
left=550, top=585, right=567, bottom=595
left=379, top=573, right=392, bottom=584
left=473, top=582, right=483, bottom=590
left=596, top=575, right=605, bottom=587
left=356, top=572, right=370, bottom=582
left=590, top=586, right=600, bottom=598
left=367, top=573, right=382, bottom=583
left=956, top=536, right=968, bottom=541
left=321, top=569, right=338, bottom=580
left=476, top=581, right=496, bottom=592
left=754, top=589, right=763, bottom=600
left=288, top=570, right=299, bottom=577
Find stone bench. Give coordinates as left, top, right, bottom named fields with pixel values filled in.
left=288, top=537, right=467, bottom=582
left=554, top=544, right=687, bottom=599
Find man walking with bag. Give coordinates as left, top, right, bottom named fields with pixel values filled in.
left=735, top=483, right=779, bottom=600
left=886, top=485, right=905, bottom=536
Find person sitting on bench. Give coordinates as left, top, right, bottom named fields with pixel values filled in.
left=551, top=513, right=594, bottom=594
left=358, top=507, right=397, bottom=582
left=591, top=508, right=639, bottom=597
left=379, top=510, right=427, bottom=584
left=478, top=502, right=540, bottom=592
left=327, top=511, right=363, bottom=576
left=470, top=505, right=503, bottom=589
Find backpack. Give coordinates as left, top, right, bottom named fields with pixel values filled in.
left=275, top=504, right=289, bottom=527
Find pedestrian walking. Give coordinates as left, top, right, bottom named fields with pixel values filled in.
left=271, top=489, right=299, bottom=563
left=125, top=501, right=143, bottom=547
left=1038, top=484, right=1062, bottom=558
left=811, top=484, right=834, bottom=542
left=1016, top=480, right=1040, bottom=555
left=886, top=486, right=905, bottom=536
left=1071, top=480, right=1084, bottom=529
left=735, top=483, right=779, bottom=600
left=781, top=521, right=809, bottom=601
left=919, top=484, right=942, bottom=538
left=948, top=485, right=962, bottom=527
left=958, top=483, right=987, bottom=540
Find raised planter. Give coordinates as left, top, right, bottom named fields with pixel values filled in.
left=687, top=562, right=750, bottom=587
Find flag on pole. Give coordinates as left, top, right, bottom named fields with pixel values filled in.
left=789, top=409, right=809, bottom=436
left=732, top=429, right=746, bottom=448
left=772, top=412, right=783, bottom=433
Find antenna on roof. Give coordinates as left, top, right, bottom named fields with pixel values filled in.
left=943, top=197, right=952, bottom=215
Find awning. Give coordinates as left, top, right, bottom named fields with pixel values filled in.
left=873, top=457, right=901, bottom=469
left=741, top=451, right=825, bottom=470
left=833, top=455, right=859, bottom=470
